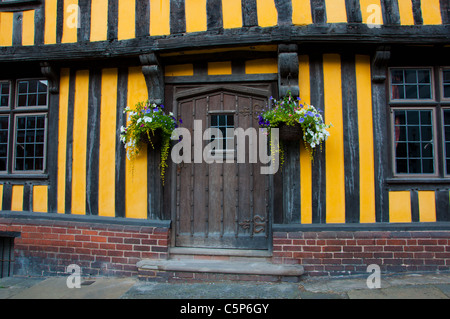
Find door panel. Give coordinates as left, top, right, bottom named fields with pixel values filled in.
left=174, top=84, right=274, bottom=250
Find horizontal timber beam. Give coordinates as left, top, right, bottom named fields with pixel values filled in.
left=0, top=25, right=449, bottom=63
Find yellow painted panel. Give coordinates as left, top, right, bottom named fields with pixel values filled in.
left=208, top=61, right=232, bottom=75
left=0, top=12, right=14, bottom=46
left=118, top=0, right=135, bottom=40
left=71, top=70, right=89, bottom=215
left=256, top=0, right=278, bottom=27
left=299, top=55, right=312, bottom=224
left=22, top=10, right=35, bottom=46
left=150, top=0, right=171, bottom=36
left=397, top=0, right=414, bottom=25
left=98, top=68, right=118, bottom=218
left=222, top=0, right=243, bottom=29
left=45, top=0, right=57, bottom=44
left=292, top=0, right=313, bottom=25
left=185, top=0, right=207, bottom=33
left=360, top=0, right=383, bottom=26
left=57, top=68, right=70, bottom=214
left=245, top=59, right=278, bottom=74
left=33, top=185, right=48, bottom=213
left=165, top=64, right=194, bottom=76
left=421, top=0, right=442, bottom=25
left=0, top=184, right=3, bottom=210
left=389, top=191, right=412, bottom=223
left=62, top=0, right=78, bottom=43
left=125, top=67, right=148, bottom=219
left=325, top=0, right=347, bottom=23
left=90, top=0, right=108, bottom=42
left=11, top=185, right=24, bottom=212
left=323, top=54, right=345, bottom=224
left=355, top=55, right=376, bottom=223
left=418, top=191, right=436, bottom=222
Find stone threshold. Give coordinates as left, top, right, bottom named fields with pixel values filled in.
left=137, top=259, right=304, bottom=277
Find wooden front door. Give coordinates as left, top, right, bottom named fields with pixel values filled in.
left=173, top=84, right=274, bottom=250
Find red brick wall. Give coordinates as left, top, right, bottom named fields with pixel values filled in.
left=0, top=218, right=170, bottom=277
left=273, top=231, right=450, bottom=276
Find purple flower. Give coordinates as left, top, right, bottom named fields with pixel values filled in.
left=299, top=118, right=305, bottom=123
left=179, top=119, right=183, bottom=124
left=153, top=107, right=159, bottom=112
left=306, top=111, right=314, bottom=117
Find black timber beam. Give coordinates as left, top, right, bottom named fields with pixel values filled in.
left=0, top=25, right=449, bottom=63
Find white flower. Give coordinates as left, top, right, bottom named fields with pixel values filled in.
left=137, top=118, right=143, bottom=124
left=120, top=125, right=126, bottom=133
left=169, top=112, right=174, bottom=116
left=144, top=117, right=153, bottom=123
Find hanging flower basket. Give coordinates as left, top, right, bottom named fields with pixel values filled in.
left=120, top=100, right=182, bottom=185
left=279, top=123, right=303, bottom=141
left=258, top=91, right=332, bottom=158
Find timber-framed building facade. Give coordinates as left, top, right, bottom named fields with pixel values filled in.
left=0, top=0, right=449, bottom=279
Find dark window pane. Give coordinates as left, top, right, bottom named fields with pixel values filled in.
left=0, top=144, right=6, bottom=157
left=396, top=159, right=407, bottom=174
left=422, top=159, right=434, bottom=174
left=421, top=126, right=432, bottom=141
left=26, top=117, right=36, bottom=129
left=0, top=117, right=8, bottom=131
left=392, top=85, right=404, bottom=99
left=405, top=85, right=418, bottom=99
left=420, top=111, right=432, bottom=125
left=18, top=94, right=27, bottom=107
left=391, top=70, right=404, bottom=83
left=0, top=96, right=8, bottom=107
left=409, top=159, right=421, bottom=174
left=38, top=93, right=47, bottom=106
left=18, top=81, right=28, bottom=94
left=28, top=80, right=37, bottom=93
left=418, top=85, right=431, bottom=99
left=443, top=70, right=450, bottom=83
left=444, top=85, right=450, bottom=99
left=407, top=110, right=419, bottom=125
left=405, top=70, right=417, bottom=83
left=211, top=116, right=217, bottom=127
left=408, top=143, right=421, bottom=157
left=422, top=142, right=433, bottom=158
left=396, top=142, right=407, bottom=157
left=38, top=80, right=48, bottom=93
left=444, top=110, right=450, bottom=125
left=1, top=82, right=9, bottom=95
left=0, top=158, right=6, bottom=171
left=408, top=126, right=420, bottom=141
left=27, top=94, right=37, bottom=107
left=16, top=143, right=24, bottom=157
left=35, top=158, right=43, bottom=170
left=418, top=70, right=430, bottom=83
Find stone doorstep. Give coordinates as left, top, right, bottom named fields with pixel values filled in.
left=136, top=259, right=305, bottom=277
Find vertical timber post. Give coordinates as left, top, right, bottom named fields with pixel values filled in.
left=140, top=53, right=165, bottom=220
left=278, top=44, right=301, bottom=224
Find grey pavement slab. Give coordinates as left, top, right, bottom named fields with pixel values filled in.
left=347, top=285, right=449, bottom=299
left=121, top=282, right=302, bottom=299
left=1, top=277, right=137, bottom=299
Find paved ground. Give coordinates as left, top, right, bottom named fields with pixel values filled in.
left=0, top=272, right=449, bottom=299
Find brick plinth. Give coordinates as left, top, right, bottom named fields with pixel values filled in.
left=273, top=231, right=450, bottom=276
left=0, top=217, right=170, bottom=277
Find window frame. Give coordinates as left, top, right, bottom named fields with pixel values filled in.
left=390, top=106, right=439, bottom=178
left=0, top=80, right=11, bottom=110
left=11, top=112, right=48, bottom=174
left=389, top=67, right=436, bottom=104
left=440, top=67, right=450, bottom=102
left=0, top=115, right=10, bottom=173
left=442, top=107, right=450, bottom=177
left=0, top=78, right=49, bottom=177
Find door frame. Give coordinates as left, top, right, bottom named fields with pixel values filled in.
left=168, top=82, right=279, bottom=251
